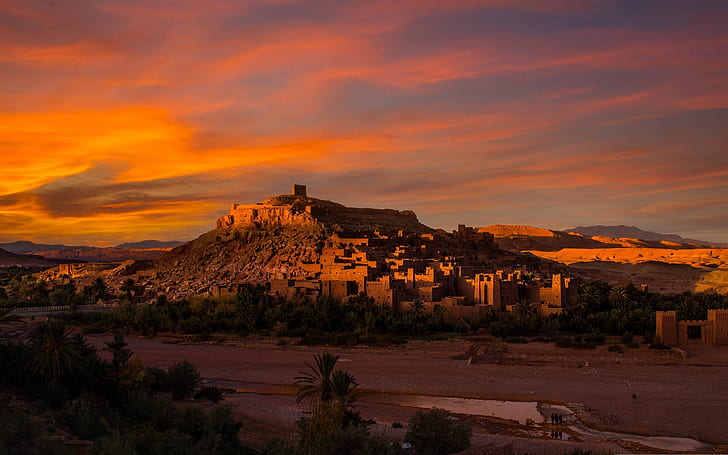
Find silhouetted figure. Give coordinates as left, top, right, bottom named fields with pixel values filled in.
left=558, top=431, right=562, bottom=439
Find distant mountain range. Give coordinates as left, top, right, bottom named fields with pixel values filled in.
left=0, top=240, right=94, bottom=254
left=568, top=225, right=726, bottom=247
left=0, top=240, right=186, bottom=266
left=0, top=240, right=184, bottom=254
left=115, top=240, right=185, bottom=249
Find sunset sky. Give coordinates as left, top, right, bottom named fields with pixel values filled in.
left=1, top=0, right=727, bottom=245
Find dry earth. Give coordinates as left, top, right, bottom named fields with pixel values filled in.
left=525, top=248, right=728, bottom=293
left=88, top=334, right=728, bottom=453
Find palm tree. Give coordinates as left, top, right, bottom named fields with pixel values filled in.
left=29, top=319, right=81, bottom=382
left=119, top=278, right=136, bottom=301
left=432, top=304, right=448, bottom=326
left=577, top=284, right=600, bottom=316
left=609, top=287, right=630, bottom=311
left=102, top=332, right=132, bottom=373
left=677, top=297, right=702, bottom=320
left=330, top=369, right=361, bottom=412
left=514, top=299, right=533, bottom=329
left=409, top=298, right=426, bottom=322
left=90, top=277, right=110, bottom=303
left=295, top=352, right=340, bottom=408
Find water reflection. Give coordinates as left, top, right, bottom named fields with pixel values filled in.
left=368, top=394, right=542, bottom=424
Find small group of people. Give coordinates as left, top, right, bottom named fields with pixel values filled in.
left=550, top=430, right=564, bottom=440
left=549, top=413, right=564, bottom=425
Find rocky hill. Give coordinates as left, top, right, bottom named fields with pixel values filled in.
left=218, top=194, right=433, bottom=233
left=0, top=240, right=92, bottom=254
left=478, top=225, right=618, bottom=251
left=0, top=248, right=56, bottom=267
left=116, top=240, right=185, bottom=249
left=34, top=191, right=727, bottom=296
left=31, top=247, right=174, bottom=264
left=569, top=225, right=725, bottom=247
left=39, top=191, right=440, bottom=296
left=476, top=224, right=728, bottom=293
left=478, top=224, right=710, bottom=252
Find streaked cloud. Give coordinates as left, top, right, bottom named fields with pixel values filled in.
left=1, top=0, right=727, bottom=244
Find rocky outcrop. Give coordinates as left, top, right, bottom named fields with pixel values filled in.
left=216, top=194, right=433, bottom=234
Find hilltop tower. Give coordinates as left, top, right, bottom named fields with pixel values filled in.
left=292, top=184, right=307, bottom=197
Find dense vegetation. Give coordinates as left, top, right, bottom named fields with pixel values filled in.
left=3, top=269, right=728, bottom=348
left=49, top=287, right=465, bottom=345
left=482, top=282, right=728, bottom=345
left=0, top=274, right=111, bottom=308
left=0, top=319, right=253, bottom=455
left=33, top=281, right=725, bottom=349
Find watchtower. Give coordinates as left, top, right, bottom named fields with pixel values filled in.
left=292, top=184, right=307, bottom=197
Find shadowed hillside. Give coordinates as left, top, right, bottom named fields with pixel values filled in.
left=0, top=248, right=56, bottom=267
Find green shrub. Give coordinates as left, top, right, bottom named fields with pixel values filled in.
left=166, top=360, right=201, bottom=400
left=57, top=392, right=112, bottom=440
left=584, top=332, right=605, bottom=346
left=405, top=408, right=472, bottom=455
left=607, top=344, right=623, bottom=353
left=144, top=366, right=168, bottom=392
left=194, top=386, right=224, bottom=403
left=488, top=320, right=521, bottom=339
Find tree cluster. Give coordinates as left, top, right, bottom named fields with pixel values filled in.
left=0, top=320, right=251, bottom=455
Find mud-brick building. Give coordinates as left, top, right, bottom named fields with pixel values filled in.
left=656, top=309, right=728, bottom=346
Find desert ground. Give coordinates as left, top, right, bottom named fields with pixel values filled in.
left=524, top=248, right=728, bottom=294
left=88, top=334, right=728, bottom=454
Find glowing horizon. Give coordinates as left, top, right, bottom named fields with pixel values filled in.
left=2, top=0, right=728, bottom=245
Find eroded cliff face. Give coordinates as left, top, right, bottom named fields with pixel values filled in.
left=152, top=225, right=326, bottom=295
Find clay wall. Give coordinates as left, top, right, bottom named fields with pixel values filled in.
left=320, top=264, right=371, bottom=287
left=655, top=310, right=678, bottom=345
left=708, top=309, right=728, bottom=345
left=414, top=284, right=443, bottom=303
left=455, top=276, right=475, bottom=304
left=322, top=280, right=358, bottom=301
left=522, top=274, right=574, bottom=308
left=364, top=277, right=404, bottom=308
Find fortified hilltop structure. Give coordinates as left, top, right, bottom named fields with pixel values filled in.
left=40, top=185, right=574, bottom=316
left=217, top=184, right=432, bottom=233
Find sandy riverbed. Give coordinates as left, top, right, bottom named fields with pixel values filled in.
left=88, top=334, right=728, bottom=453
